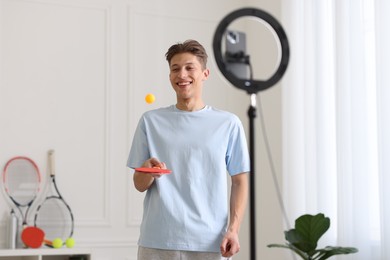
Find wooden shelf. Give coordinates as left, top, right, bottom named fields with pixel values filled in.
left=0, top=249, right=91, bottom=260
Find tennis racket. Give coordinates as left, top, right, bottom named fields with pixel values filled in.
left=34, top=149, right=74, bottom=247
left=2, top=156, right=42, bottom=236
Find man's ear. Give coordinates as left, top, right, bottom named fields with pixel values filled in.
left=203, top=68, right=210, bottom=80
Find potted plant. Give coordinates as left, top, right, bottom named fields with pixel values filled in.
left=268, top=213, right=358, bottom=260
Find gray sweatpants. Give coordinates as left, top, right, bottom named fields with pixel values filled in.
left=137, top=246, right=231, bottom=260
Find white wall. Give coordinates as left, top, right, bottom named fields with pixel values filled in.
left=0, top=0, right=287, bottom=259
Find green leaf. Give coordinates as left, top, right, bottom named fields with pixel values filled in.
left=267, top=244, right=291, bottom=249
left=313, top=246, right=358, bottom=260
left=285, top=229, right=313, bottom=253
left=285, top=213, right=330, bottom=253
left=268, top=243, right=309, bottom=260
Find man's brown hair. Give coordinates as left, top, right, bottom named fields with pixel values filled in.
left=165, top=40, right=208, bottom=69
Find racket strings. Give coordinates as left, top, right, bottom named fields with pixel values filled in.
left=35, top=197, right=74, bottom=242
left=4, top=159, right=40, bottom=206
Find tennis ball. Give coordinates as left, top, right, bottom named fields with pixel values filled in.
left=52, top=238, right=63, bottom=249
left=66, top=237, right=75, bottom=248
left=145, top=93, right=155, bottom=104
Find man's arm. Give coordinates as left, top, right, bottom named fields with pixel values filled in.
left=220, top=172, right=249, bottom=257
left=133, top=158, right=166, bottom=192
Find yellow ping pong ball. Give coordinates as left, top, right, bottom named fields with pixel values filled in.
left=145, top=93, right=155, bottom=104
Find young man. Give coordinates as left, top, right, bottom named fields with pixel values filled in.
left=127, top=39, right=250, bottom=260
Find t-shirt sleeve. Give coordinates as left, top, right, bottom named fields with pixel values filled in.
left=127, top=117, right=150, bottom=170
left=225, top=116, right=250, bottom=175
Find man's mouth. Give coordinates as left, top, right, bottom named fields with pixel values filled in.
left=177, top=81, right=192, bottom=87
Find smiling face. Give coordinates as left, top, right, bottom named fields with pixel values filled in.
left=169, top=52, right=210, bottom=105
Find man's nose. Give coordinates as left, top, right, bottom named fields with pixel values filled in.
left=178, top=68, right=187, bottom=78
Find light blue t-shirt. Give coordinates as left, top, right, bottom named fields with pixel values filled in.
left=127, top=105, right=250, bottom=252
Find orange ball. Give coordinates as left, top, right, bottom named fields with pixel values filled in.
left=145, top=94, right=155, bottom=104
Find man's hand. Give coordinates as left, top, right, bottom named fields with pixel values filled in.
left=220, top=230, right=240, bottom=257
left=133, top=157, right=167, bottom=192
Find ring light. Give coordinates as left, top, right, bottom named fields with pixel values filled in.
left=213, top=8, right=290, bottom=94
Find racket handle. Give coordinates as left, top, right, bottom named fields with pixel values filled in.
left=8, top=210, right=18, bottom=249
left=48, top=149, right=56, bottom=176
left=44, top=239, right=53, bottom=247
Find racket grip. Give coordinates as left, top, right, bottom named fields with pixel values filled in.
left=8, top=210, right=18, bottom=249
left=48, top=149, right=56, bottom=176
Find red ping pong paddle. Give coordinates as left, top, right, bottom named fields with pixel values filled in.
left=135, top=167, right=172, bottom=174
left=21, top=226, right=51, bottom=248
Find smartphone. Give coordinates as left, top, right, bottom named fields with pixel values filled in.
left=225, top=30, right=250, bottom=79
